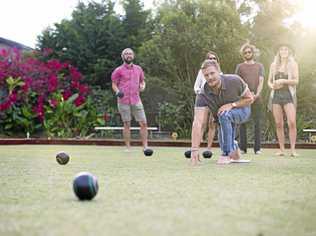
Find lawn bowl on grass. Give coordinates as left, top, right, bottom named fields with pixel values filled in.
left=143, top=148, right=154, bottom=156
left=73, top=172, right=99, bottom=200
left=56, top=151, right=70, bottom=165
left=1, top=145, right=316, bottom=236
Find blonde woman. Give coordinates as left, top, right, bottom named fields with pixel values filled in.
left=268, top=44, right=299, bottom=157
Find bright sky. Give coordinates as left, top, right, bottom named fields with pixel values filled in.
left=0, top=0, right=153, bottom=49
left=293, top=0, right=316, bottom=29
left=0, top=0, right=314, bottom=49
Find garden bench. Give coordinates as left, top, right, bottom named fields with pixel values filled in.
left=303, top=129, right=316, bottom=142
left=94, top=126, right=158, bottom=138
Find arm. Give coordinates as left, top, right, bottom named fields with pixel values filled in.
left=279, top=62, right=299, bottom=86
left=255, top=64, right=264, bottom=98
left=191, top=107, right=209, bottom=165
left=194, top=70, right=204, bottom=94
left=139, top=67, right=146, bottom=91
left=140, top=81, right=146, bottom=91
left=235, top=88, right=254, bottom=107
left=111, top=69, right=124, bottom=98
left=217, top=83, right=254, bottom=115
left=255, top=76, right=264, bottom=99
left=112, top=82, right=119, bottom=94
left=235, top=64, right=240, bottom=75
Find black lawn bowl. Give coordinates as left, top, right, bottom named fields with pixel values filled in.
left=184, top=150, right=191, bottom=158
left=144, top=148, right=154, bottom=156
left=73, top=172, right=99, bottom=201
left=56, top=152, right=70, bottom=165
left=202, top=150, right=213, bottom=159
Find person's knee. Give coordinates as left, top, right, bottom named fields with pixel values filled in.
left=139, top=121, right=147, bottom=128
left=275, top=121, right=283, bottom=129
left=288, top=120, right=296, bottom=129
left=123, top=122, right=131, bottom=129
left=218, top=112, right=231, bottom=124
left=193, top=118, right=203, bottom=130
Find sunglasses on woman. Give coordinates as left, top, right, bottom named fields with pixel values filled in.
left=243, top=50, right=252, bottom=55
left=208, top=57, right=217, bottom=61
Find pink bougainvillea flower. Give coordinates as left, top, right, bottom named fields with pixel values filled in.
left=47, top=59, right=63, bottom=72
left=48, top=75, right=58, bottom=92
left=0, top=100, right=12, bottom=111
left=0, top=48, right=9, bottom=58
left=71, top=80, right=80, bottom=89
left=48, top=98, right=58, bottom=108
left=78, top=84, right=89, bottom=94
left=34, top=100, right=44, bottom=122
left=74, top=95, right=85, bottom=107
left=103, top=113, right=111, bottom=122
left=21, top=77, right=32, bottom=93
left=9, top=92, right=17, bottom=103
left=62, top=90, right=72, bottom=101
left=69, top=66, right=82, bottom=81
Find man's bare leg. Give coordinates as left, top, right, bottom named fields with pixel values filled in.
left=123, top=121, right=131, bottom=150
left=139, top=121, right=148, bottom=149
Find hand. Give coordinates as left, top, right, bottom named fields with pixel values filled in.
left=217, top=103, right=233, bottom=116
left=272, top=82, right=283, bottom=90
left=190, top=150, right=201, bottom=166
left=140, top=83, right=145, bottom=92
left=115, top=91, right=124, bottom=98
left=253, top=92, right=259, bottom=100
left=195, top=88, right=202, bottom=94
left=274, top=79, right=284, bottom=86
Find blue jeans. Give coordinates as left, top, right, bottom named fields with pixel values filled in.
left=218, top=106, right=251, bottom=155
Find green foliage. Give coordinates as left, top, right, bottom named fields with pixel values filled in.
left=37, top=0, right=153, bottom=87
left=37, top=1, right=125, bottom=86
left=122, top=0, right=153, bottom=49
left=89, top=86, right=122, bottom=127
left=157, top=102, right=192, bottom=138
left=0, top=103, right=40, bottom=136
left=6, top=77, right=24, bottom=93
left=44, top=92, right=100, bottom=138
left=33, top=0, right=316, bottom=140
left=139, top=0, right=247, bottom=137
left=0, top=78, right=39, bottom=135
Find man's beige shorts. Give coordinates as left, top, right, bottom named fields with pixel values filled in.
left=118, top=102, right=147, bottom=123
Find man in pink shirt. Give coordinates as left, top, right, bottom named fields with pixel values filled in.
left=111, top=48, right=151, bottom=153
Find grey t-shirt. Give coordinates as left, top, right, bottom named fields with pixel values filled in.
left=195, top=74, right=248, bottom=121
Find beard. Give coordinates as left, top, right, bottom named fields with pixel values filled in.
left=244, top=55, right=254, bottom=61
left=123, top=58, right=133, bottom=64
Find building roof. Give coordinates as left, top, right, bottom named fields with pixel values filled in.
left=0, top=37, right=33, bottom=51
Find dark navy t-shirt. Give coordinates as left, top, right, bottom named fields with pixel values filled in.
left=195, top=74, right=248, bottom=121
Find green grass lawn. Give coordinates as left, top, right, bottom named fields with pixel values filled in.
left=0, top=145, right=316, bottom=236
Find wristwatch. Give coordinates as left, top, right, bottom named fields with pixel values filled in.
left=231, top=102, right=237, bottom=108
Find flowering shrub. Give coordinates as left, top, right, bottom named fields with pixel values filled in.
left=0, top=48, right=100, bottom=137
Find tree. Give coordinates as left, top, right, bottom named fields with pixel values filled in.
left=37, top=1, right=127, bottom=87
left=139, top=0, right=248, bottom=136
left=122, top=0, right=153, bottom=49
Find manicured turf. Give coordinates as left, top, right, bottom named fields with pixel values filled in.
left=0, top=145, right=316, bottom=236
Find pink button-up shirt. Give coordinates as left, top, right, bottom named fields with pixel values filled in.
left=111, top=63, right=145, bottom=105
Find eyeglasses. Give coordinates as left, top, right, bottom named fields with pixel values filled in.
left=208, top=57, right=217, bottom=61
left=243, top=50, right=252, bottom=55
